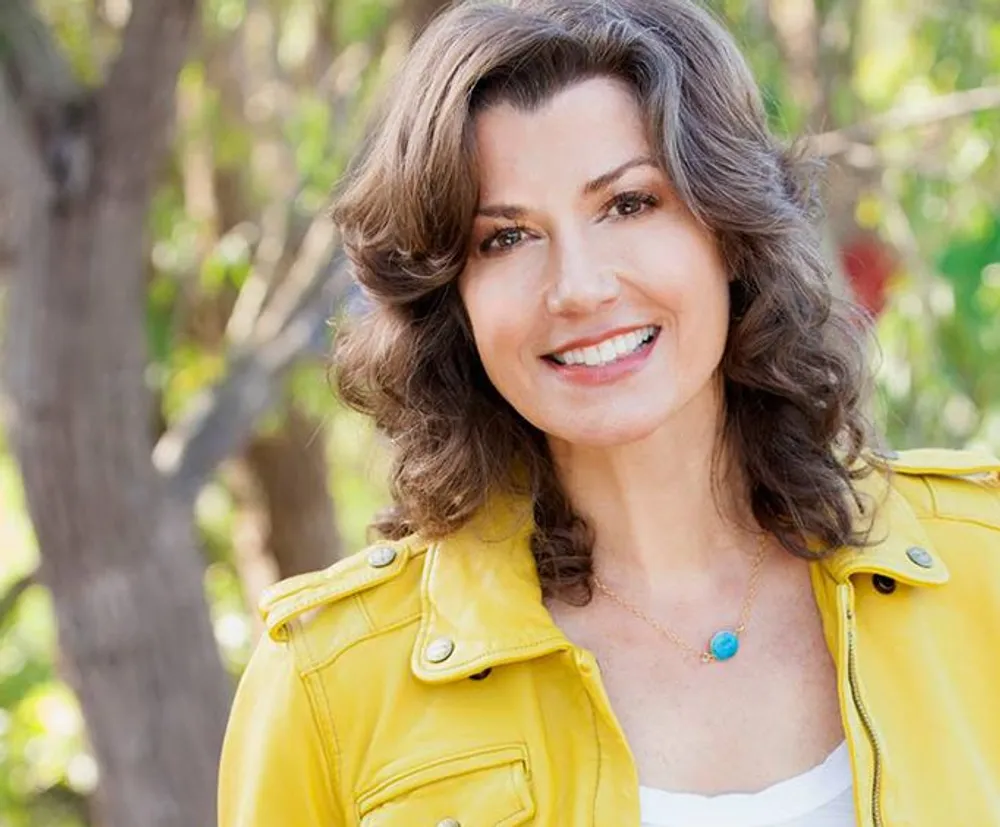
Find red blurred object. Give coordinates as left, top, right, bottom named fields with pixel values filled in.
left=840, top=234, right=896, bottom=317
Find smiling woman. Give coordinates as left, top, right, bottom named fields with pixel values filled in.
left=217, top=1, right=1000, bottom=826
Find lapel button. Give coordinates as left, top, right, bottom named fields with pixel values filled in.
left=906, top=546, right=934, bottom=568
left=872, top=448, right=900, bottom=461
left=366, top=546, right=397, bottom=568
left=426, top=637, right=455, bottom=663
left=872, top=574, right=896, bottom=594
left=437, top=820, right=461, bottom=827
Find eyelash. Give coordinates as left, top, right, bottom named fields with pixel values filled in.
left=477, top=190, right=661, bottom=255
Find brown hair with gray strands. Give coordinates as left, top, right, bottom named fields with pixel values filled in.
left=332, top=0, right=877, bottom=603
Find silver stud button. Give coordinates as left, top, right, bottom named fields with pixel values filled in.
left=425, top=637, right=455, bottom=663
left=906, top=546, right=934, bottom=568
left=366, top=546, right=397, bottom=569
left=872, top=448, right=900, bottom=462
left=437, top=820, right=461, bottom=827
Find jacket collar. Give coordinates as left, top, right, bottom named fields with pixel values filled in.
left=410, top=469, right=948, bottom=684
left=820, top=468, right=948, bottom=586
left=411, top=494, right=571, bottom=683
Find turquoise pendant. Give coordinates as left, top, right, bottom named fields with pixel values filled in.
left=708, top=630, right=740, bottom=662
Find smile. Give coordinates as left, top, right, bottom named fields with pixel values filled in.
left=547, top=326, right=660, bottom=368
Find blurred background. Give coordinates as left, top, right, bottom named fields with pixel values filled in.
left=0, top=0, right=998, bottom=824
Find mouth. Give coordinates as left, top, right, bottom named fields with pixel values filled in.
left=544, top=325, right=660, bottom=368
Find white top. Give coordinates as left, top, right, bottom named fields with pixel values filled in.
left=640, top=741, right=856, bottom=827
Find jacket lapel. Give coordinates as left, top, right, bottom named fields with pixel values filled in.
left=411, top=493, right=571, bottom=683
left=818, top=468, right=949, bottom=586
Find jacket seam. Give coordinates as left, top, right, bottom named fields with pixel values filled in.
left=922, top=514, right=1000, bottom=534
left=919, top=475, right=939, bottom=518
left=300, top=611, right=423, bottom=676
left=416, top=542, right=438, bottom=678
left=354, top=592, right=376, bottom=631
left=290, top=618, right=344, bottom=822
left=587, top=672, right=602, bottom=824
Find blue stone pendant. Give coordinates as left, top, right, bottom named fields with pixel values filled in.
left=708, top=630, right=740, bottom=662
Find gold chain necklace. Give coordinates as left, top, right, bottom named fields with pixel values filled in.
left=592, top=533, right=768, bottom=664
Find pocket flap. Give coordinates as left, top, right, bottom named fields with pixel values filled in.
left=357, top=745, right=534, bottom=827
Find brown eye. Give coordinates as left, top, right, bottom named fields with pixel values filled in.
left=608, top=191, right=658, bottom=219
left=480, top=225, right=527, bottom=254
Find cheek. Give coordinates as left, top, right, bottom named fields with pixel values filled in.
left=459, top=271, right=535, bottom=361
left=458, top=277, right=491, bottom=350
left=645, top=236, right=730, bottom=356
left=680, top=277, right=730, bottom=358
left=458, top=286, right=509, bottom=390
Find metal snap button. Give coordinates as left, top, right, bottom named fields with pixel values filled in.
left=425, top=637, right=455, bottom=663
left=872, top=574, right=897, bottom=594
left=906, top=546, right=934, bottom=569
left=366, top=545, right=397, bottom=569
left=437, top=820, right=461, bottom=827
left=872, top=448, right=900, bottom=461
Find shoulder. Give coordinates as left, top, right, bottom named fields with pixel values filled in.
left=873, top=446, right=1000, bottom=530
left=224, top=540, right=433, bottom=824
left=257, top=536, right=430, bottom=665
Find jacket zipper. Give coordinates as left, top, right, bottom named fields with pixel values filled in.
left=846, top=608, right=883, bottom=827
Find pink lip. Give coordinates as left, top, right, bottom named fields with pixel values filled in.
left=543, top=329, right=659, bottom=387
left=546, top=325, right=655, bottom=355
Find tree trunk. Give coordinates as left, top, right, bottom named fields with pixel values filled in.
left=5, top=172, right=232, bottom=827
left=0, top=2, right=232, bottom=826
left=246, top=407, right=342, bottom=578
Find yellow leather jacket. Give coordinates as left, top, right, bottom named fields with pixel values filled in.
left=218, top=449, right=1000, bottom=826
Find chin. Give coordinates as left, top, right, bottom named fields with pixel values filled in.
left=540, top=409, right=669, bottom=449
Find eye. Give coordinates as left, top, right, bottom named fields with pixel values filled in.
left=479, top=224, right=528, bottom=254
left=607, top=190, right=659, bottom=219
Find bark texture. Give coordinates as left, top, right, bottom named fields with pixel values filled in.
left=0, top=1, right=232, bottom=825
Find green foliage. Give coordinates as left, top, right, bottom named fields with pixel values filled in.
left=336, top=0, right=395, bottom=47
left=287, top=92, right=345, bottom=208
left=878, top=211, right=1000, bottom=449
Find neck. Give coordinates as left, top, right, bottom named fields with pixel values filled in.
left=547, top=378, right=757, bottom=593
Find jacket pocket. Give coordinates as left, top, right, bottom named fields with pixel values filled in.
left=356, top=744, right=535, bottom=826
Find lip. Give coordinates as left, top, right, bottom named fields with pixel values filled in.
left=543, top=327, right=660, bottom=387
left=545, top=324, right=658, bottom=357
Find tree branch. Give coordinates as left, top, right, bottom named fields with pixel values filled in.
left=155, top=252, right=352, bottom=507
left=0, top=0, right=80, bottom=205
left=811, top=85, right=1000, bottom=157
left=154, top=0, right=450, bottom=504
left=249, top=214, right=340, bottom=344
left=0, top=0, right=79, bottom=107
left=96, top=0, right=199, bottom=199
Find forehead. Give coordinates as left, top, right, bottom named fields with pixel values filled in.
left=470, top=76, right=652, bottom=198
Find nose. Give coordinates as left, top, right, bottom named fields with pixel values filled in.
left=545, top=246, right=621, bottom=316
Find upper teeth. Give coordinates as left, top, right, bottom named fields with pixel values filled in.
left=551, top=326, right=657, bottom=366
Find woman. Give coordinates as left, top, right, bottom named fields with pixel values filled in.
left=218, top=0, right=1000, bottom=825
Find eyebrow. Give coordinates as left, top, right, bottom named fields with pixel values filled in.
left=475, top=155, right=659, bottom=219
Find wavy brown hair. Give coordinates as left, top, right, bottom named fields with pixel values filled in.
left=332, top=0, right=877, bottom=601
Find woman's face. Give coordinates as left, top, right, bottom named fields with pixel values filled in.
left=458, top=76, right=731, bottom=447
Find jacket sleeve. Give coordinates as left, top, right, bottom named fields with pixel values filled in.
left=218, top=630, right=341, bottom=826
